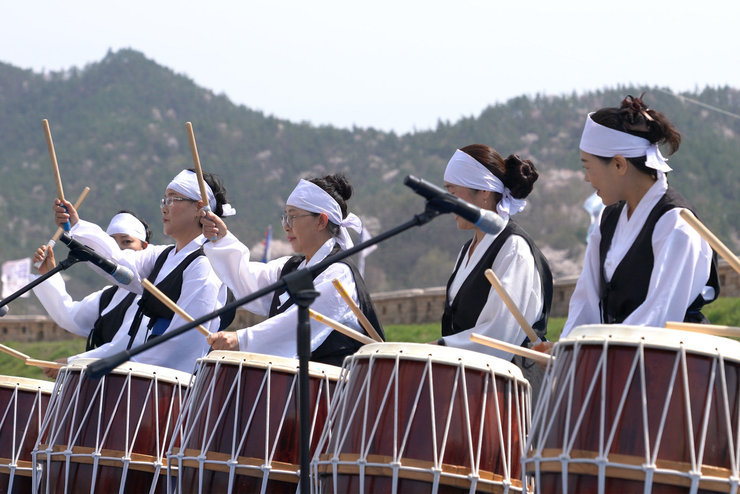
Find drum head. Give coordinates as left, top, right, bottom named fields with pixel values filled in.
left=201, top=350, right=343, bottom=380
left=0, top=374, right=54, bottom=394
left=65, top=358, right=193, bottom=384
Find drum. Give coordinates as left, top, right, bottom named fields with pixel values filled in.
left=312, top=342, right=532, bottom=493
left=0, top=376, right=54, bottom=493
left=167, top=351, right=340, bottom=493
left=525, top=324, right=740, bottom=494
left=32, top=359, right=192, bottom=494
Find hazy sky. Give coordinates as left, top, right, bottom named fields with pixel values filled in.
left=2, top=0, right=738, bottom=133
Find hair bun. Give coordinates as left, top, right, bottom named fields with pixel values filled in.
left=503, top=154, right=538, bottom=199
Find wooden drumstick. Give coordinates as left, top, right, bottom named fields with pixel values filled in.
left=470, top=333, right=553, bottom=365
left=141, top=279, right=211, bottom=337
left=43, top=119, right=71, bottom=231
left=484, top=268, right=541, bottom=344
left=308, top=309, right=376, bottom=345
left=34, top=186, right=91, bottom=269
left=25, top=358, right=64, bottom=370
left=186, top=122, right=217, bottom=241
left=331, top=278, right=383, bottom=342
left=680, top=209, right=740, bottom=276
left=0, top=343, right=31, bottom=361
left=665, top=321, right=740, bottom=339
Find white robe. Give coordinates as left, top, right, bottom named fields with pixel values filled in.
left=204, top=233, right=363, bottom=359
left=562, top=177, right=714, bottom=338
left=440, top=224, right=545, bottom=361
left=65, top=220, right=226, bottom=373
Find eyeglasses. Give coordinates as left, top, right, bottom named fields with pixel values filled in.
left=160, top=196, right=197, bottom=209
left=280, top=213, right=315, bottom=228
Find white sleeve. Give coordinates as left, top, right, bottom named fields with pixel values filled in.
left=441, top=236, right=543, bottom=359
left=561, top=225, right=603, bottom=338
left=204, top=232, right=287, bottom=315
left=238, top=262, right=362, bottom=359
left=622, top=209, right=713, bottom=326
left=32, top=273, right=105, bottom=338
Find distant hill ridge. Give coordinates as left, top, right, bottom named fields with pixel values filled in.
left=1, top=48, right=738, bottom=314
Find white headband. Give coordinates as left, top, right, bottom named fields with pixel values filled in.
left=106, top=212, right=147, bottom=242
left=286, top=179, right=362, bottom=249
left=443, top=149, right=526, bottom=219
left=579, top=112, right=672, bottom=173
left=166, top=170, right=237, bottom=217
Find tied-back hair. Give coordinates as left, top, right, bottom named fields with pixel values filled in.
left=187, top=168, right=229, bottom=217
left=308, top=174, right=353, bottom=237
left=590, top=93, right=682, bottom=177
left=116, top=209, right=152, bottom=243
left=460, top=144, right=539, bottom=203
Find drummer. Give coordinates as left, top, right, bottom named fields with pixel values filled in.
left=435, top=145, right=553, bottom=394
left=201, top=173, right=384, bottom=366
left=32, top=210, right=151, bottom=376
left=557, top=94, right=718, bottom=340
left=52, top=169, right=235, bottom=373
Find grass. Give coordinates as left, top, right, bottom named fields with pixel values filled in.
left=2, top=298, right=738, bottom=381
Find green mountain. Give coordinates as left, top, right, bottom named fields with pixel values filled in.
left=1, top=49, right=738, bottom=314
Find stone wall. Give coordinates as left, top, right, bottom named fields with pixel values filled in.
left=1, top=261, right=736, bottom=339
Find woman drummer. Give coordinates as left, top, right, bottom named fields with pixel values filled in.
left=53, top=169, right=235, bottom=373
left=559, top=94, right=718, bottom=339
left=438, top=145, right=553, bottom=390
left=33, top=211, right=151, bottom=375
left=202, top=173, right=384, bottom=366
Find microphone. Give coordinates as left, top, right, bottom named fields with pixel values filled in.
left=404, top=175, right=506, bottom=235
left=58, top=233, right=135, bottom=284
left=0, top=305, right=8, bottom=317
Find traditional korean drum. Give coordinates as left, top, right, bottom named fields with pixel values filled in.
left=312, top=342, right=532, bottom=493
left=525, top=324, right=740, bottom=494
left=33, top=359, right=192, bottom=493
left=167, top=351, right=340, bottom=493
left=0, top=375, right=54, bottom=493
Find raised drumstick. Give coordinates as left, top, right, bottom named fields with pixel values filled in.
left=25, top=358, right=64, bottom=370
left=185, top=122, right=218, bottom=242
left=308, top=309, right=375, bottom=345
left=141, top=279, right=211, bottom=337
left=34, top=186, right=91, bottom=269
left=331, top=278, right=383, bottom=342
left=665, top=321, right=740, bottom=339
left=680, top=209, right=740, bottom=276
left=470, top=333, right=553, bottom=365
left=484, top=268, right=541, bottom=344
left=0, top=343, right=31, bottom=361
left=43, top=119, right=71, bottom=231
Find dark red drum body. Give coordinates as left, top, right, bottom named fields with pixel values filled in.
left=525, top=324, right=740, bottom=494
left=0, top=376, right=53, bottom=493
left=33, top=359, right=191, bottom=494
left=312, top=342, right=532, bottom=493
left=167, top=351, right=340, bottom=494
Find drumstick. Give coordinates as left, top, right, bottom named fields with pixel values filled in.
left=43, top=119, right=71, bottom=232
left=141, top=279, right=211, bottom=337
left=0, top=343, right=31, bottom=361
left=484, top=268, right=541, bottom=344
left=665, top=321, right=740, bottom=339
left=308, top=308, right=375, bottom=345
left=186, top=122, right=217, bottom=241
left=34, top=186, right=91, bottom=269
left=470, top=333, right=553, bottom=365
left=331, top=278, right=383, bottom=342
left=25, top=358, right=64, bottom=370
left=680, top=209, right=740, bottom=276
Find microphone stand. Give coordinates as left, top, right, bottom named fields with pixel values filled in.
left=85, top=202, right=443, bottom=493
left=0, top=255, right=85, bottom=312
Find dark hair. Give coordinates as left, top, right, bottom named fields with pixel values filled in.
left=590, top=93, right=681, bottom=177
left=116, top=209, right=152, bottom=242
left=459, top=144, right=539, bottom=202
left=308, top=173, right=353, bottom=237
left=187, top=168, right=230, bottom=217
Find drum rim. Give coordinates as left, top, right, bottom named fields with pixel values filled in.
left=562, top=324, right=740, bottom=361
left=200, top=350, right=343, bottom=380
left=0, top=374, right=55, bottom=393
left=64, top=358, right=193, bottom=384
left=350, top=342, right=526, bottom=382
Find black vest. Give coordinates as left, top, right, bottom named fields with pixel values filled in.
left=598, top=187, right=720, bottom=324
left=127, top=245, right=236, bottom=348
left=85, top=286, right=137, bottom=351
left=441, top=221, right=553, bottom=343
left=268, top=244, right=385, bottom=367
